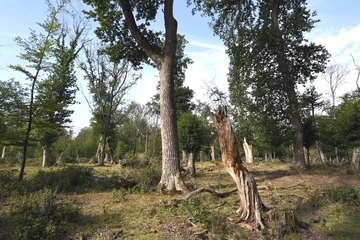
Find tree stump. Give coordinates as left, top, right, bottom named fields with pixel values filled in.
left=209, top=106, right=267, bottom=229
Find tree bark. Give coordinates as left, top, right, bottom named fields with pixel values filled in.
left=243, top=137, right=254, bottom=164
left=210, top=106, right=266, bottom=229
left=188, top=151, right=195, bottom=176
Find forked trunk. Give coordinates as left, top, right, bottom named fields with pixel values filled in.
left=210, top=106, right=266, bottom=229
left=188, top=151, right=195, bottom=176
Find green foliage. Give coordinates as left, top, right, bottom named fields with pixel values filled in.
left=327, top=186, right=360, bottom=205
left=178, top=112, right=207, bottom=153
left=181, top=196, right=228, bottom=238
left=310, top=189, right=324, bottom=208
left=31, top=166, right=93, bottom=192
left=130, top=160, right=162, bottom=193
left=0, top=170, right=25, bottom=199
left=8, top=188, right=80, bottom=240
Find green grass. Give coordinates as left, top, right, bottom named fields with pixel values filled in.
left=0, top=160, right=360, bottom=239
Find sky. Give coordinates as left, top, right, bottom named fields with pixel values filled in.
left=1, top=0, right=360, bottom=135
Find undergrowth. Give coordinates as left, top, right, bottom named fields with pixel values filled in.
left=7, top=188, right=80, bottom=240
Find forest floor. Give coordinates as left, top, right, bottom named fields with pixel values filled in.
left=1, top=159, right=360, bottom=239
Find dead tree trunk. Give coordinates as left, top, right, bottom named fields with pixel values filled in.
left=209, top=106, right=266, bottom=229
left=351, top=147, right=360, bottom=169
left=243, top=137, right=254, bottom=164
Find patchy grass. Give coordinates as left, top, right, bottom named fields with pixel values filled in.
left=0, top=160, right=360, bottom=239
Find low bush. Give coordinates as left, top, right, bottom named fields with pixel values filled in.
left=181, top=196, right=228, bottom=238
left=327, top=186, right=359, bottom=205
left=31, top=166, right=93, bottom=192
left=8, top=188, right=80, bottom=240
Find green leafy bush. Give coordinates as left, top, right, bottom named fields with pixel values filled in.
left=0, top=170, right=25, bottom=198
left=129, top=161, right=162, bottom=193
left=32, top=166, right=93, bottom=192
left=327, top=186, right=359, bottom=205
left=9, top=188, right=80, bottom=240
left=181, top=196, right=228, bottom=238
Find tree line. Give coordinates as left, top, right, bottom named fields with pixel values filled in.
left=0, top=0, right=359, bottom=188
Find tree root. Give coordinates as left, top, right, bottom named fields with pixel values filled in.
left=173, top=186, right=237, bottom=202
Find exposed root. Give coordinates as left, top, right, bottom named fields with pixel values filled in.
left=173, top=186, right=237, bottom=202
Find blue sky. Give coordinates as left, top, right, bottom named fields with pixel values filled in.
left=1, top=0, right=359, bottom=134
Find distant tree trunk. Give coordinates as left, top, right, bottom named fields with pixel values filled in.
left=188, top=151, right=195, bottom=176
left=1, top=146, right=7, bottom=159
left=42, top=145, right=50, bottom=167
left=316, top=142, right=326, bottom=164
left=182, top=150, right=187, bottom=161
left=351, top=147, right=360, bottom=169
left=210, top=144, right=215, bottom=161
left=243, top=137, right=253, bottom=164
left=305, top=147, right=311, bottom=166
left=210, top=106, right=266, bottom=229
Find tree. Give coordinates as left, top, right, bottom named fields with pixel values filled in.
left=80, top=44, right=139, bottom=165
left=322, top=63, right=351, bottom=107
left=148, top=34, right=195, bottom=119
left=191, top=0, right=330, bottom=168
left=0, top=79, right=28, bottom=147
left=33, top=21, right=86, bottom=167
left=9, top=0, right=71, bottom=180
left=178, top=112, right=206, bottom=176
left=334, top=92, right=360, bottom=168
left=83, top=0, right=186, bottom=190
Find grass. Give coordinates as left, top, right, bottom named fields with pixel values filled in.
left=0, top=159, right=360, bottom=239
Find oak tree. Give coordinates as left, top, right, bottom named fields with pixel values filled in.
left=83, top=0, right=187, bottom=190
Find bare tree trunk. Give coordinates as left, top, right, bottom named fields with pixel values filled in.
left=316, top=141, right=325, bottom=164
left=210, top=144, right=215, bottom=161
left=210, top=106, right=266, bottom=229
left=182, top=150, right=187, bottom=161
left=351, top=147, right=360, bottom=169
left=1, top=146, right=7, bottom=159
left=188, top=151, right=195, bottom=176
left=42, top=145, right=50, bottom=168
left=243, top=137, right=253, bottom=164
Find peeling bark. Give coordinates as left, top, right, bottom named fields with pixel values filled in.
left=210, top=106, right=267, bottom=229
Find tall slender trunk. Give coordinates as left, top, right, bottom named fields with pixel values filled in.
left=270, top=0, right=306, bottom=168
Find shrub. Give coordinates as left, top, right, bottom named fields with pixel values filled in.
left=31, top=166, right=93, bottom=192
left=181, top=196, right=228, bottom=238
left=327, top=186, right=359, bottom=205
left=0, top=170, right=25, bottom=198
left=9, top=188, right=80, bottom=240
left=129, top=160, right=162, bottom=193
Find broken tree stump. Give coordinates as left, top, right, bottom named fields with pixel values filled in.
left=209, top=106, right=267, bottom=229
